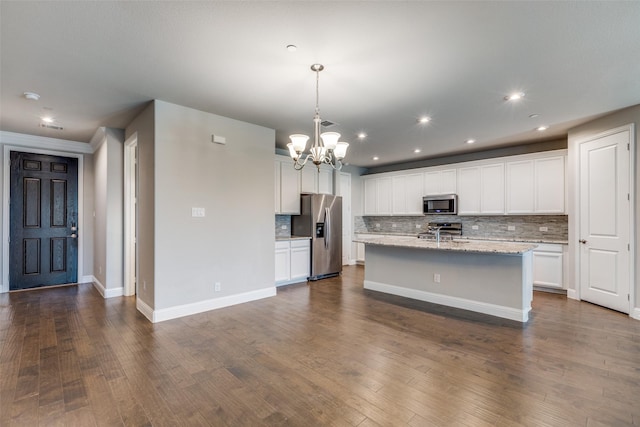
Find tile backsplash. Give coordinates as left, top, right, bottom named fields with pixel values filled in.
left=275, top=215, right=292, bottom=238
left=355, top=215, right=568, bottom=242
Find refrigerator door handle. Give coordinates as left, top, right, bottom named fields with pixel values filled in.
left=324, top=207, right=330, bottom=250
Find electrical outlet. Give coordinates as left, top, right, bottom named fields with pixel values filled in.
left=472, top=225, right=479, bottom=230
left=416, top=224, right=421, bottom=229
left=433, top=273, right=441, bottom=283
left=375, top=223, right=380, bottom=228
left=507, top=225, right=516, bottom=231
left=98, top=266, right=102, bottom=274
left=214, top=282, right=221, bottom=292
left=392, top=223, right=397, bottom=228
left=539, top=226, right=548, bottom=232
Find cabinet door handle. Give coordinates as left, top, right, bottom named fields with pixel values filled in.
left=579, top=239, right=587, bottom=244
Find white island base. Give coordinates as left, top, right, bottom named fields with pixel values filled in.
left=363, top=243, right=534, bottom=322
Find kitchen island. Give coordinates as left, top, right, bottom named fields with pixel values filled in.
left=353, top=236, right=537, bottom=322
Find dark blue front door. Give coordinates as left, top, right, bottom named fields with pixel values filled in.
left=10, top=151, right=78, bottom=290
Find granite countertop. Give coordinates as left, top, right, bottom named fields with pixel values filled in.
left=353, top=235, right=537, bottom=255
left=354, top=231, right=567, bottom=245
left=276, top=236, right=312, bottom=241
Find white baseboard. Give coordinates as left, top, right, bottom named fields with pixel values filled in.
left=92, top=277, right=124, bottom=299
left=567, top=288, right=579, bottom=300
left=631, top=307, right=640, bottom=321
left=364, top=280, right=530, bottom=323
left=80, top=275, right=94, bottom=284
left=149, top=286, right=277, bottom=323
left=136, top=298, right=154, bottom=322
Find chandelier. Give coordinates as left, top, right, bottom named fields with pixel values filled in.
left=287, top=64, right=349, bottom=171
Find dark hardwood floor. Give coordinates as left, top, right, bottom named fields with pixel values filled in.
left=1, top=265, right=639, bottom=426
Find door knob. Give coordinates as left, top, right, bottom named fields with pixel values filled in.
left=69, top=233, right=77, bottom=239
left=579, top=239, right=587, bottom=244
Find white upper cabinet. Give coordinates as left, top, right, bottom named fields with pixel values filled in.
left=424, top=169, right=456, bottom=195
left=363, top=176, right=393, bottom=215
left=534, top=156, right=565, bottom=213
left=457, top=163, right=505, bottom=215
left=506, top=155, right=565, bottom=214
left=392, top=173, right=423, bottom=215
left=376, top=177, right=392, bottom=215
left=364, top=178, right=377, bottom=215
left=480, top=163, right=505, bottom=214
left=506, top=160, right=535, bottom=213
left=362, top=150, right=566, bottom=217
left=301, top=164, right=333, bottom=194
left=457, top=166, right=481, bottom=214
left=318, top=167, right=333, bottom=194
left=275, top=156, right=301, bottom=214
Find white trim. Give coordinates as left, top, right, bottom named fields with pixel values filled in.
left=631, top=308, right=640, bottom=321
left=0, top=131, right=93, bottom=154
left=123, top=134, right=138, bottom=297
left=567, top=289, right=579, bottom=300
left=276, top=278, right=308, bottom=287
left=80, top=274, right=93, bottom=283
left=92, top=276, right=124, bottom=299
left=136, top=298, right=154, bottom=322
left=2, top=144, right=85, bottom=293
left=364, top=279, right=530, bottom=322
left=149, top=286, right=277, bottom=323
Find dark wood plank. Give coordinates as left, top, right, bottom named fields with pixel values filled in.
left=1, top=266, right=640, bottom=426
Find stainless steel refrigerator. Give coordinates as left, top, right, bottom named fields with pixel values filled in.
left=292, top=194, right=342, bottom=280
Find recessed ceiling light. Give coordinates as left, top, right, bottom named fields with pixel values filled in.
left=414, top=148, right=421, bottom=153
left=24, top=92, right=40, bottom=101
left=536, top=125, right=549, bottom=131
left=504, top=92, right=525, bottom=101
left=418, top=116, right=431, bottom=124
left=358, top=132, right=367, bottom=139
left=465, top=139, right=476, bottom=144
left=41, top=116, right=54, bottom=123
left=286, top=44, right=297, bottom=52
left=373, top=156, right=379, bottom=161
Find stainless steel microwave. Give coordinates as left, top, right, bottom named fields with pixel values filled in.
left=423, top=194, right=458, bottom=215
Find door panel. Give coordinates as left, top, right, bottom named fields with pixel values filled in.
left=10, top=152, right=78, bottom=290
left=579, top=129, right=630, bottom=313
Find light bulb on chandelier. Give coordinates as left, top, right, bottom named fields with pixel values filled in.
left=287, top=64, right=349, bottom=171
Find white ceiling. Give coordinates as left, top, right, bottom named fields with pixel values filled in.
left=1, top=1, right=639, bottom=168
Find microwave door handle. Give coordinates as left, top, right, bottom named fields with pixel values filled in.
left=324, top=207, right=330, bottom=250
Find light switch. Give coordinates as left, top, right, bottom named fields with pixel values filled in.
left=191, top=207, right=206, bottom=217
left=507, top=225, right=516, bottom=231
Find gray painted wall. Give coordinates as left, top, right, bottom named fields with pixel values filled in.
left=153, top=100, right=274, bottom=310
left=568, top=104, right=640, bottom=310
left=91, top=127, right=124, bottom=290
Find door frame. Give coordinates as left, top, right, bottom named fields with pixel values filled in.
left=2, top=145, right=85, bottom=293
left=124, top=133, right=138, bottom=296
left=571, top=123, right=636, bottom=315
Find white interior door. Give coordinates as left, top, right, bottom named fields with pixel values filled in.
left=338, top=172, right=352, bottom=265
left=579, top=128, right=631, bottom=313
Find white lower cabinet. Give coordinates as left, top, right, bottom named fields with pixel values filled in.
left=531, top=243, right=566, bottom=290
left=275, top=239, right=310, bottom=286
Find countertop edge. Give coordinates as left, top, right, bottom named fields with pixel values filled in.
left=353, top=236, right=537, bottom=255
